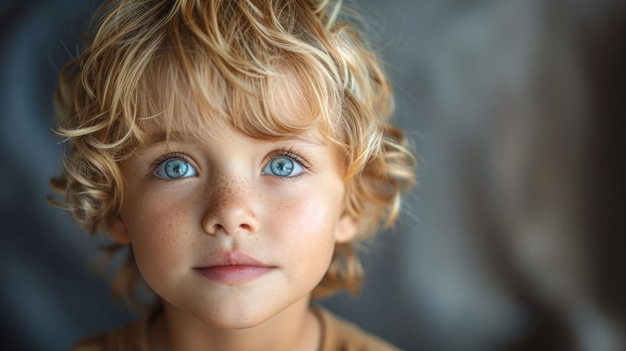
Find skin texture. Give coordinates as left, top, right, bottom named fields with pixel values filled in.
left=110, top=120, right=358, bottom=351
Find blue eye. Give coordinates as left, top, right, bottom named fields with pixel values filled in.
left=262, top=156, right=304, bottom=177
left=154, top=158, right=197, bottom=179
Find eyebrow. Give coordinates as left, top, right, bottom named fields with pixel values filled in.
left=145, top=131, right=204, bottom=146
left=144, top=130, right=326, bottom=147
left=280, top=133, right=326, bottom=146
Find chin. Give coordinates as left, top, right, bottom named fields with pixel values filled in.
left=202, top=310, right=270, bottom=330
left=213, top=319, right=265, bottom=330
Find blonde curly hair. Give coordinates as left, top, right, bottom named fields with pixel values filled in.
left=50, top=0, right=416, bottom=304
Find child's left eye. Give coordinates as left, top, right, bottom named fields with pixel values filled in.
left=262, top=156, right=304, bottom=178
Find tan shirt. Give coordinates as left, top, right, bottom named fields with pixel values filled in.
left=72, top=306, right=400, bottom=351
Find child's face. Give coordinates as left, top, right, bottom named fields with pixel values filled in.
left=110, top=117, right=357, bottom=328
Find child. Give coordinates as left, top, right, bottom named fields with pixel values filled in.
left=50, top=0, right=415, bottom=350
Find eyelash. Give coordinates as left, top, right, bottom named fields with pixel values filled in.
left=267, top=148, right=311, bottom=169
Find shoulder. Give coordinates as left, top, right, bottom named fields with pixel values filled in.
left=70, top=316, right=150, bottom=351
left=315, top=306, right=402, bottom=351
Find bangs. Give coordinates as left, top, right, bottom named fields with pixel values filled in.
left=135, top=52, right=339, bottom=146
left=127, top=2, right=343, bottom=147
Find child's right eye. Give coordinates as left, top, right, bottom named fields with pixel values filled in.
left=153, top=158, right=197, bottom=180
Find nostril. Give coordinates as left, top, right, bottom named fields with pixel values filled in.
left=239, top=223, right=253, bottom=231
left=206, top=223, right=224, bottom=235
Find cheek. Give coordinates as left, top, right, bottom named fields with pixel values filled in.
left=274, top=192, right=340, bottom=289
left=268, top=188, right=340, bottom=255
left=123, top=190, right=195, bottom=277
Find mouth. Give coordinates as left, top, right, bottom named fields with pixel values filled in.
left=194, top=251, right=275, bottom=285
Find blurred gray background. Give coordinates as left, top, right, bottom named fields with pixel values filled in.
left=1, top=0, right=624, bottom=350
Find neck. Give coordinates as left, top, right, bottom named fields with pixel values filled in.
left=151, top=297, right=321, bottom=351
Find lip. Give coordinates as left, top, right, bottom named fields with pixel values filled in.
left=194, top=251, right=274, bottom=285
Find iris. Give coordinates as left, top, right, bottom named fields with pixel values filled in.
left=263, top=156, right=303, bottom=177
left=154, top=158, right=197, bottom=179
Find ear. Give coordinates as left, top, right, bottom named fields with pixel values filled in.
left=335, top=212, right=359, bottom=243
left=109, top=216, right=131, bottom=245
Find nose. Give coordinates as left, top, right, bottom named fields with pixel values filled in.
left=201, top=175, right=260, bottom=236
